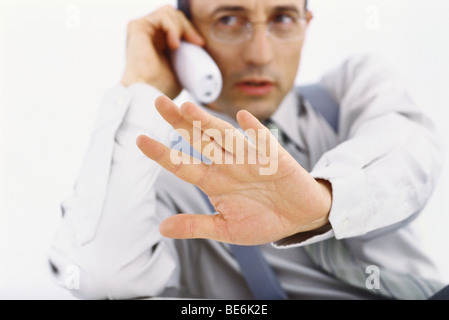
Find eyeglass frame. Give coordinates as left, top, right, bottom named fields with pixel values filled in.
left=192, top=12, right=311, bottom=44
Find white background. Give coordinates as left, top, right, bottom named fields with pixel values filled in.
left=1, top=0, right=448, bottom=299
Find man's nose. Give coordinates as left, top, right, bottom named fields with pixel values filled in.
left=242, top=24, right=274, bottom=67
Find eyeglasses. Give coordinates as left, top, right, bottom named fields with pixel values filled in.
left=204, top=13, right=308, bottom=44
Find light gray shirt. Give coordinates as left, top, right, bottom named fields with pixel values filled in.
left=48, top=54, right=446, bottom=300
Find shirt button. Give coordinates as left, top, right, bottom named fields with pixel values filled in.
left=341, top=218, right=350, bottom=230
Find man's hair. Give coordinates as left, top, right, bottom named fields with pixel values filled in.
left=177, top=0, right=309, bottom=20
left=178, top=0, right=192, bottom=19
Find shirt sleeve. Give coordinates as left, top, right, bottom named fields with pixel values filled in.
left=275, top=54, right=445, bottom=247
left=48, top=83, right=180, bottom=299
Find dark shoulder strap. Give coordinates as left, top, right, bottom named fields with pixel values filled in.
left=296, top=84, right=340, bottom=133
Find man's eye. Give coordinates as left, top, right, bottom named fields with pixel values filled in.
left=273, top=14, right=295, bottom=25
left=217, top=15, right=241, bottom=27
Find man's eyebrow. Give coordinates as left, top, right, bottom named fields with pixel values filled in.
left=209, top=4, right=302, bottom=16
left=210, top=6, right=246, bottom=16
left=272, top=5, right=302, bottom=15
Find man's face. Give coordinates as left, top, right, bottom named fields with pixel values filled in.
left=190, top=0, right=311, bottom=121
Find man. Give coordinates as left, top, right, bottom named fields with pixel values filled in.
left=49, top=0, right=447, bottom=300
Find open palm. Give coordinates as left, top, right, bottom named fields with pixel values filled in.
left=137, top=96, right=332, bottom=245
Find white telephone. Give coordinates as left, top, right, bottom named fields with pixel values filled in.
left=171, top=41, right=223, bottom=104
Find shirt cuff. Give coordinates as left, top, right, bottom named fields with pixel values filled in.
left=311, top=163, right=369, bottom=240
left=272, top=228, right=335, bottom=249
left=272, top=163, right=368, bottom=248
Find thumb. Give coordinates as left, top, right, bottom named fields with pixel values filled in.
left=159, top=213, right=226, bottom=242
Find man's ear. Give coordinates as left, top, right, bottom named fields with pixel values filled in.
left=306, top=10, right=314, bottom=25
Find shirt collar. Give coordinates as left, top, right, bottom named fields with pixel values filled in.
left=270, top=89, right=306, bottom=150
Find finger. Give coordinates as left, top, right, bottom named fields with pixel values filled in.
left=143, top=6, right=182, bottom=50
left=236, top=110, right=282, bottom=158
left=159, top=213, right=233, bottom=243
left=163, top=6, right=205, bottom=48
left=154, top=96, right=215, bottom=149
left=158, top=17, right=182, bottom=49
left=176, top=10, right=205, bottom=46
left=143, top=6, right=205, bottom=50
left=154, top=95, right=184, bottom=127
left=180, top=102, right=251, bottom=157
left=155, top=97, right=227, bottom=163
left=236, top=109, right=264, bottom=131
left=136, top=134, right=209, bottom=187
left=154, top=96, right=208, bottom=152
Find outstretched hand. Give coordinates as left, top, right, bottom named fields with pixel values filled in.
left=137, top=96, right=332, bottom=245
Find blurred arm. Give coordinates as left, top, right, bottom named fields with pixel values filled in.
left=48, top=84, right=180, bottom=299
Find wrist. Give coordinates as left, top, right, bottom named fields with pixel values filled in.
left=279, top=178, right=333, bottom=245
left=120, top=74, right=151, bottom=88
left=310, top=179, right=332, bottom=230
left=317, top=179, right=332, bottom=212
left=121, top=71, right=181, bottom=98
